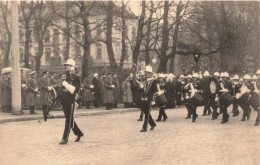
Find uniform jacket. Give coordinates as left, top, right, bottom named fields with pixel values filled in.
left=26, top=77, right=38, bottom=106
left=59, top=73, right=81, bottom=105
left=38, top=77, right=50, bottom=106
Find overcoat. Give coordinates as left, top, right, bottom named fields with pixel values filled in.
left=122, top=80, right=133, bottom=103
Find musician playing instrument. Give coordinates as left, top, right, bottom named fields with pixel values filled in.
left=139, top=65, right=158, bottom=132
left=156, top=74, right=168, bottom=122
left=219, top=72, right=233, bottom=124
left=231, top=74, right=241, bottom=117
left=236, top=74, right=254, bottom=122
left=202, top=71, right=212, bottom=116
left=59, top=59, right=84, bottom=145
left=183, top=74, right=193, bottom=119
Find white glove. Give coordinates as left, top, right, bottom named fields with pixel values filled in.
left=111, top=85, right=115, bottom=88
left=90, top=85, right=94, bottom=88
left=62, top=81, right=75, bottom=94
left=140, top=84, right=144, bottom=88
left=22, top=84, right=26, bottom=88
left=48, top=87, right=51, bottom=90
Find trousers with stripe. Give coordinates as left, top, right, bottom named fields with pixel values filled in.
left=62, top=103, right=84, bottom=141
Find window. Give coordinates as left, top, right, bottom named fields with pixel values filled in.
left=96, top=25, right=102, bottom=38
left=45, top=29, right=50, bottom=42
left=96, top=43, right=102, bottom=60
left=53, top=29, right=59, bottom=45
left=45, top=47, right=51, bottom=62
left=125, top=45, right=129, bottom=60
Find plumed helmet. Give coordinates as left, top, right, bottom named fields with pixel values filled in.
left=243, top=74, right=251, bottom=80
left=214, top=72, right=220, bottom=77
left=203, top=71, right=210, bottom=77
left=1, top=67, right=12, bottom=75
left=145, top=65, right=153, bottom=73
left=256, top=69, right=260, bottom=75
left=193, top=73, right=199, bottom=78
left=233, top=74, right=239, bottom=80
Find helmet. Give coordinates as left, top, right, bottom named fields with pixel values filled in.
left=203, top=71, right=210, bottom=77
left=94, top=73, right=99, bottom=77
left=168, top=73, right=174, bottom=78
left=214, top=72, right=220, bottom=77
left=243, top=74, right=251, bottom=80
left=221, top=72, right=229, bottom=78
left=193, top=73, right=199, bottom=78
left=145, top=65, right=153, bottom=73
left=233, top=74, right=239, bottom=80
left=29, top=71, right=36, bottom=75
left=64, top=59, right=76, bottom=67
left=256, top=69, right=260, bottom=75
left=1, top=67, right=12, bottom=75
left=251, top=75, right=257, bottom=80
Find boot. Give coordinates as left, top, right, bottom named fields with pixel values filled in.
left=192, top=114, right=198, bottom=122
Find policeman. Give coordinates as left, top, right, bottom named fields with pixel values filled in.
left=139, top=66, right=157, bottom=132
left=59, top=59, right=84, bottom=145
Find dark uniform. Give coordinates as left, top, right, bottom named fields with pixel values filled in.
left=165, top=79, right=176, bottom=108
left=253, top=79, right=260, bottom=126
left=156, top=80, right=168, bottom=121
left=92, top=76, right=102, bottom=108
left=183, top=82, right=192, bottom=119
left=219, top=81, right=233, bottom=123
left=231, top=82, right=241, bottom=116
left=38, top=75, right=50, bottom=117
left=139, top=79, right=158, bottom=132
left=59, top=73, right=84, bottom=143
left=26, top=76, right=39, bottom=114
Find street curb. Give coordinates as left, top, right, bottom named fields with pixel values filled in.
left=0, top=108, right=140, bottom=124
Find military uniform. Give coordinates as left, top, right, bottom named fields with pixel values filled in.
left=83, top=76, right=94, bottom=109
left=103, top=75, right=115, bottom=110
left=139, top=79, right=158, bottom=132
left=38, top=75, right=50, bottom=117
left=219, top=80, right=233, bottom=123
left=92, top=76, right=102, bottom=108
left=26, top=76, right=38, bottom=114
left=231, top=82, right=241, bottom=116
left=2, top=77, right=12, bottom=112
left=59, top=72, right=84, bottom=143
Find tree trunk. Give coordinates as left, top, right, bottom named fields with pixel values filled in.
left=119, top=2, right=126, bottom=71
left=81, top=41, right=90, bottom=79
left=3, top=37, right=11, bottom=67
left=169, top=2, right=182, bottom=73
left=64, top=2, right=70, bottom=62
left=106, top=1, right=117, bottom=72
left=132, top=1, right=146, bottom=65
left=157, top=1, right=169, bottom=73
left=35, top=41, right=44, bottom=74
left=24, top=23, right=31, bottom=68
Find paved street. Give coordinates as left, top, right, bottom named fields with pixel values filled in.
left=0, top=107, right=259, bottom=165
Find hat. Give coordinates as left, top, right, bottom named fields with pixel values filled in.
left=1, top=67, right=12, bottom=75
left=29, top=71, right=36, bottom=75
left=168, top=73, right=174, bottom=78
left=214, top=72, right=220, bottom=77
left=233, top=74, right=239, bottom=80
left=256, top=69, right=260, bottom=75
left=252, top=75, right=257, bottom=80
left=203, top=71, right=210, bottom=77
left=180, top=75, right=184, bottom=79
left=220, top=72, right=229, bottom=78
left=64, top=59, right=77, bottom=70
left=243, top=74, right=251, bottom=80
left=145, top=65, right=153, bottom=73
left=94, top=73, right=98, bottom=77
left=193, top=73, right=199, bottom=78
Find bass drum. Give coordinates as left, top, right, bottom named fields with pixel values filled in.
left=189, top=93, right=205, bottom=107
left=219, top=92, right=234, bottom=108
left=199, top=77, right=218, bottom=96
left=249, top=93, right=259, bottom=110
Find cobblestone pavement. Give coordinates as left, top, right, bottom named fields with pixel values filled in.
left=0, top=106, right=259, bottom=165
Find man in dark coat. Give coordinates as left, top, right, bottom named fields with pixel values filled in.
left=103, top=73, right=115, bottom=110
left=26, top=71, right=39, bottom=114
left=59, top=59, right=84, bottom=145
left=113, top=73, right=120, bottom=108
left=1, top=68, right=12, bottom=112
left=83, top=73, right=94, bottom=109
left=165, top=73, right=176, bottom=109
left=92, top=73, right=102, bottom=108
left=38, top=71, right=52, bottom=118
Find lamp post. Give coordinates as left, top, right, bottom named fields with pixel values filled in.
left=11, top=1, right=22, bottom=114
left=194, top=54, right=200, bottom=72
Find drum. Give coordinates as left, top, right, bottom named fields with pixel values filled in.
left=199, top=77, right=218, bottom=96
left=189, top=93, right=205, bottom=107
left=249, top=93, right=259, bottom=110
left=155, top=93, right=167, bottom=107
left=219, top=92, right=234, bottom=107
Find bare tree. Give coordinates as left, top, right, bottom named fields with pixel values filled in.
left=0, top=1, right=11, bottom=67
